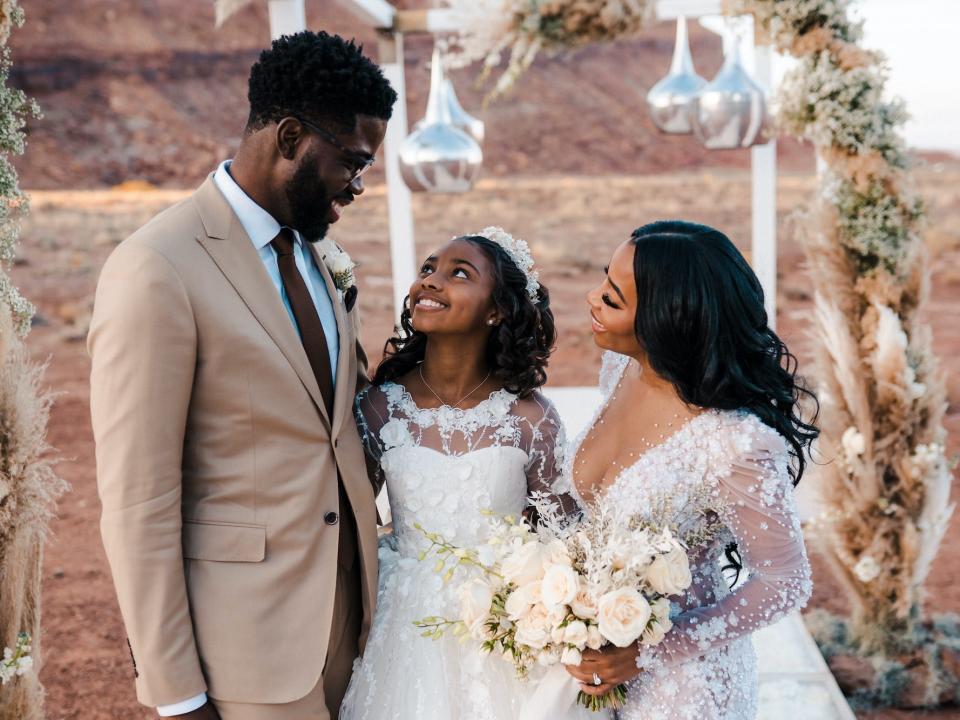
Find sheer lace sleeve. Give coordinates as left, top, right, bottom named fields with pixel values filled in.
left=354, top=385, right=391, bottom=493
left=637, top=420, right=812, bottom=670
left=517, top=393, right=579, bottom=517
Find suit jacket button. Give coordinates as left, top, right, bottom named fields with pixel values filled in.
left=324, top=512, right=339, bottom=525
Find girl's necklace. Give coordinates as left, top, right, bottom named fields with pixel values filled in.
left=419, top=365, right=493, bottom=409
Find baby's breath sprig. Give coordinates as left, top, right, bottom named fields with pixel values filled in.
left=0, top=632, right=33, bottom=685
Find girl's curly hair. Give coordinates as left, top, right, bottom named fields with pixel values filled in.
left=373, top=235, right=556, bottom=398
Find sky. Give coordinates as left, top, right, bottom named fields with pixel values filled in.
left=703, top=0, right=959, bottom=153
left=854, top=0, right=959, bottom=152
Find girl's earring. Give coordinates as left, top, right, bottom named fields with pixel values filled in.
left=487, top=319, right=496, bottom=326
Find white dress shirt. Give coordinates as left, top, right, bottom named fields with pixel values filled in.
left=156, top=162, right=340, bottom=717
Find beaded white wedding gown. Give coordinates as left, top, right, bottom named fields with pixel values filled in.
left=560, top=352, right=813, bottom=720
left=340, top=381, right=592, bottom=720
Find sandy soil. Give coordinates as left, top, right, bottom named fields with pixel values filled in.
left=9, top=163, right=960, bottom=719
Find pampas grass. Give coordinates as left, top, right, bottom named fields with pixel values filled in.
left=0, top=3, right=65, bottom=718
left=0, top=312, right=65, bottom=720
left=738, top=0, right=955, bottom=661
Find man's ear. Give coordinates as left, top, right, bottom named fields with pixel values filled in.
left=275, top=117, right=303, bottom=161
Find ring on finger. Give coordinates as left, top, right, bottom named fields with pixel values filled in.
left=592, top=672, right=602, bottom=686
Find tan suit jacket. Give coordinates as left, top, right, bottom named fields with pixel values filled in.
left=89, top=176, right=378, bottom=707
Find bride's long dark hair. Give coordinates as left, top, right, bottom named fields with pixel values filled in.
left=630, top=221, right=819, bottom=584
left=629, top=220, right=820, bottom=483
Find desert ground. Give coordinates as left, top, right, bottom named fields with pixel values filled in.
left=9, top=162, right=960, bottom=719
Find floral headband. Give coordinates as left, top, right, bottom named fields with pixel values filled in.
left=470, top=226, right=541, bottom=300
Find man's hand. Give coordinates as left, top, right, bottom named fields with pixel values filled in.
left=173, top=702, right=221, bottom=720
left=565, top=644, right=642, bottom=697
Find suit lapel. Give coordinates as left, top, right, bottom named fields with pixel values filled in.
left=309, top=241, right=354, bottom=440
left=193, top=177, right=332, bottom=430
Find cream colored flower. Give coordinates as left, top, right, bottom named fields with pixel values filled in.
left=646, top=545, right=692, bottom=596
left=853, top=555, right=882, bottom=583
left=502, top=541, right=547, bottom=587
left=597, top=588, right=652, bottom=648
left=544, top=538, right=573, bottom=567
left=515, top=604, right=552, bottom=649
left=570, top=584, right=599, bottom=621
left=563, top=620, right=589, bottom=647
left=586, top=624, right=603, bottom=650
left=458, top=577, right=495, bottom=636
left=541, top=563, right=580, bottom=608
left=841, top=426, right=866, bottom=457
left=505, top=580, right=542, bottom=620
left=561, top=646, right=583, bottom=666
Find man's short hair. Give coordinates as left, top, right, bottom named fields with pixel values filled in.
left=247, top=31, right=397, bottom=132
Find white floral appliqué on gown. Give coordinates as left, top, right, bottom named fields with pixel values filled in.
left=340, top=382, right=592, bottom=720
left=561, top=352, right=813, bottom=720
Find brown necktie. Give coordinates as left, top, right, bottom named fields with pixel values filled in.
left=271, top=228, right=335, bottom=417
left=273, top=230, right=358, bottom=572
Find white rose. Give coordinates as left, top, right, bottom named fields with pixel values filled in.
left=646, top=546, right=692, bottom=596
left=330, top=252, right=354, bottom=276
left=541, top=564, right=580, bottom=608
left=505, top=581, right=542, bottom=620
left=502, top=541, right=547, bottom=587
left=640, top=617, right=668, bottom=645
left=842, top=426, right=866, bottom=457
left=379, top=419, right=411, bottom=450
left=547, top=605, right=568, bottom=628
left=597, top=588, right=652, bottom=648
left=514, top=604, right=551, bottom=649
left=570, top=584, right=599, bottom=621
left=458, top=578, right=495, bottom=636
left=586, top=624, right=604, bottom=650
left=563, top=620, right=589, bottom=647
left=536, top=647, right=561, bottom=666
left=561, top=646, right=583, bottom=666
left=544, top=538, right=573, bottom=567
left=853, top=555, right=882, bottom=583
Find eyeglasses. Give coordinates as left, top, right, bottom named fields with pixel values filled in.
left=296, top=117, right=376, bottom=183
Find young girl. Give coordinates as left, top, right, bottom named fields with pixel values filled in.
left=340, top=228, right=588, bottom=720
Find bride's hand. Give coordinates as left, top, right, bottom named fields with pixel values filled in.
left=565, top=644, right=642, bottom=696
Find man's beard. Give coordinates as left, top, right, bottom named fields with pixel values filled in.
left=284, top=150, right=334, bottom=242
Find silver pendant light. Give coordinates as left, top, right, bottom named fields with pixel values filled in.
left=443, top=78, right=485, bottom=145
left=691, top=27, right=767, bottom=149
left=646, top=16, right=706, bottom=134
left=399, top=46, right=483, bottom=193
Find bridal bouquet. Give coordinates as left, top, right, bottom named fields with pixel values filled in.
left=414, top=500, right=692, bottom=712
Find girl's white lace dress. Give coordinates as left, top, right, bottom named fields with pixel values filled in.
left=562, top=352, right=813, bottom=720
left=340, top=382, right=590, bottom=720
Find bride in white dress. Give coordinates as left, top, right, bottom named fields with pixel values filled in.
left=562, top=221, right=817, bottom=719
left=340, top=228, right=591, bottom=720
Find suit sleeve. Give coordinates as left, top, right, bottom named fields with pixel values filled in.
left=88, top=240, right=207, bottom=706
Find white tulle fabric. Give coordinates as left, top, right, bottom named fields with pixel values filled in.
left=340, top=382, right=591, bottom=720
left=566, top=352, right=813, bottom=720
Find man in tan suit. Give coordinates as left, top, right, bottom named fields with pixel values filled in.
left=89, top=32, right=396, bottom=719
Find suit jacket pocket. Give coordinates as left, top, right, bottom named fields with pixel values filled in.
left=182, top=520, right=266, bottom=562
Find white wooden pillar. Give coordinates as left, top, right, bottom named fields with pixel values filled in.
left=750, top=41, right=778, bottom=330
left=378, top=32, right=418, bottom=322
left=267, top=0, right=306, bottom=39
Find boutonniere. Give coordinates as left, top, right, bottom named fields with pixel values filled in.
left=318, top=240, right=359, bottom=312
